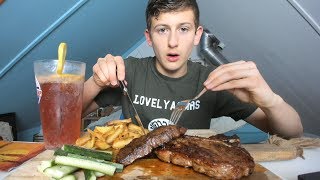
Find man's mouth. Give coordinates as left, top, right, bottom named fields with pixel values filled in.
left=167, top=53, right=179, bottom=62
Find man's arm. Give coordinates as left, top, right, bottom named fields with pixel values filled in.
left=82, top=54, right=126, bottom=117
left=245, top=95, right=303, bottom=138
left=204, top=60, right=303, bottom=138
left=82, top=76, right=102, bottom=117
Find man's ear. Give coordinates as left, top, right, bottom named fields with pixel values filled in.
left=145, top=29, right=153, bottom=46
left=194, top=26, right=203, bottom=46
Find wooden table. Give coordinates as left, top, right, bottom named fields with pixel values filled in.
left=4, top=129, right=282, bottom=179
left=5, top=149, right=280, bottom=179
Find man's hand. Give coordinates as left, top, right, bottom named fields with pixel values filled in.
left=82, top=54, right=126, bottom=117
left=204, top=60, right=281, bottom=108
left=92, top=54, right=126, bottom=88
left=204, top=60, right=303, bottom=138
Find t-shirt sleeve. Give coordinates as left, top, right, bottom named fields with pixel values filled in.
left=214, top=90, right=257, bottom=121
left=94, top=87, right=122, bottom=107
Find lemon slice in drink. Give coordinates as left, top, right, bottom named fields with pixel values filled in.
left=57, top=42, right=67, bottom=74
left=50, top=73, right=84, bottom=81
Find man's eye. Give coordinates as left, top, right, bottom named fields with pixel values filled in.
left=180, top=27, right=189, bottom=32
left=158, top=28, right=167, bottom=34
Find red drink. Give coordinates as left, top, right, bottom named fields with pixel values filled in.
left=37, top=75, right=84, bottom=149
left=34, top=60, right=86, bottom=150
left=38, top=76, right=83, bottom=149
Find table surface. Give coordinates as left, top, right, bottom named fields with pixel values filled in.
left=2, top=147, right=319, bottom=180
left=1, top=130, right=320, bottom=180
left=259, top=147, right=320, bottom=180
left=2, top=150, right=281, bottom=179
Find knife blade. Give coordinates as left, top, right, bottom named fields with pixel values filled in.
left=120, top=81, right=146, bottom=134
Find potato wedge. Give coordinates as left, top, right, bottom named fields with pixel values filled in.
left=128, top=123, right=144, bottom=134
left=95, top=140, right=111, bottom=150
left=76, top=119, right=149, bottom=150
left=95, top=126, right=113, bottom=134
left=107, top=118, right=132, bottom=126
left=112, top=137, right=134, bottom=149
left=87, top=129, right=105, bottom=141
left=128, top=131, right=141, bottom=139
left=106, top=124, right=125, bottom=144
left=82, top=136, right=95, bottom=149
left=75, top=133, right=91, bottom=146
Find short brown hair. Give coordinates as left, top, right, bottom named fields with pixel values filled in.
left=146, top=0, right=200, bottom=30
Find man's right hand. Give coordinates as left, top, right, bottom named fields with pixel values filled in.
left=92, top=54, right=126, bottom=88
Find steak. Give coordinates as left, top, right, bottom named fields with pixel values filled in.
left=116, top=125, right=187, bottom=166
left=209, top=134, right=241, bottom=146
left=155, top=135, right=255, bottom=179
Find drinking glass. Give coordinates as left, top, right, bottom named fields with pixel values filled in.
left=34, top=59, right=86, bottom=149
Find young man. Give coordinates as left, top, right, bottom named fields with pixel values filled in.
left=82, top=0, right=303, bottom=138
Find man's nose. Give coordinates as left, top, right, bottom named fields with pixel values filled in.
left=168, top=32, right=178, bottom=48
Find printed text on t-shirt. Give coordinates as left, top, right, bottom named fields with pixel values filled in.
left=133, top=95, right=200, bottom=110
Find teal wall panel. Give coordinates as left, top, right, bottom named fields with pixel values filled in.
left=0, top=0, right=147, bottom=141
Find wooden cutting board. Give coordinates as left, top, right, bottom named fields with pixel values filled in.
left=0, top=141, right=45, bottom=171
left=6, top=150, right=280, bottom=179
left=242, top=143, right=300, bottom=162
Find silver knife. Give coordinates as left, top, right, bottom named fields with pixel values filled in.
left=120, top=81, right=146, bottom=134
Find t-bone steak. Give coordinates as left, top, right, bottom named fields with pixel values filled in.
left=155, top=135, right=255, bottom=179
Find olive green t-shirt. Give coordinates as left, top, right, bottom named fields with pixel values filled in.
left=95, top=56, right=257, bottom=130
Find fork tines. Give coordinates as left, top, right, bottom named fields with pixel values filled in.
left=169, top=100, right=190, bottom=124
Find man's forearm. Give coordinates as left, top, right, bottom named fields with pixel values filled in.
left=82, top=76, right=103, bottom=116
left=261, top=95, right=303, bottom=138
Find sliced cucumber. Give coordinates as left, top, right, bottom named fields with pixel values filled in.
left=55, top=155, right=116, bottom=176
left=60, top=174, right=77, bottom=180
left=84, top=169, right=97, bottom=180
left=93, top=171, right=105, bottom=177
left=43, top=164, right=78, bottom=179
left=67, top=153, right=123, bottom=172
left=54, top=148, right=69, bottom=156
left=62, top=145, right=112, bottom=161
left=37, top=160, right=55, bottom=173
left=96, top=149, right=113, bottom=155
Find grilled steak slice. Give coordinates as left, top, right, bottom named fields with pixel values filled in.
left=116, top=125, right=187, bottom=166
left=155, top=135, right=255, bottom=179
left=209, top=134, right=241, bottom=146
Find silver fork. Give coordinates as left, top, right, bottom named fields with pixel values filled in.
left=169, top=88, right=207, bottom=124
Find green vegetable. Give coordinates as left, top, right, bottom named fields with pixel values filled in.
left=67, top=153, right=123, bottom=172
left=93, top=171, right=105, bottom=177
left=55, top=155, right=116, bottom=176
left=60, top=174, right=77, bottom=180
left=43, top=165, right=78, bottom=179
left=84, top=169, right=97, bottom=180
left=62, top=145, right=112, bottom=161
left=54, top=148, right=69, bottom=156
left=37, top=160, right=55, bottom=173
left=96, top=149, right=113, bottom=155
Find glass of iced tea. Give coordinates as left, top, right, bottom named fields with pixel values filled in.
left=34, top=59, right=86, bottom=149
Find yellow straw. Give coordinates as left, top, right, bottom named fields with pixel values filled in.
left=57, top=42, right=67, bottom=74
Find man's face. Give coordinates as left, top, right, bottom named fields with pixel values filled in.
left=145, top=9, right=203, bottom=78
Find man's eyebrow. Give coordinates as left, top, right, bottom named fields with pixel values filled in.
left=179, top=22, right=193, bottom=26
left=153, top=24, right=168, bottom=28
left=153, top=22, right=193, bottom=28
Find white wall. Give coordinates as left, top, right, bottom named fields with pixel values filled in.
left=197, top=1, right=320, bottom=135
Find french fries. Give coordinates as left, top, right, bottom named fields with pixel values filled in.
left=75, top=118, right=148, bottom=150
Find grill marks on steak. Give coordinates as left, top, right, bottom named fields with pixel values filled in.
left=116, top=125, right=187, bottom=166
left=155, top=135, right=255, bottom=179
